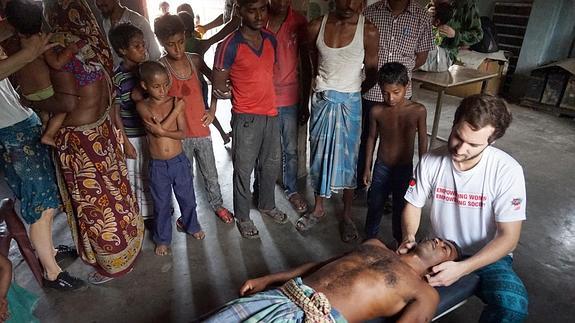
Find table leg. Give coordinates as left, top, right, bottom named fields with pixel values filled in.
left=429, top=89, right=445, bottom=149
left=481, top=80, right=488, bottom=93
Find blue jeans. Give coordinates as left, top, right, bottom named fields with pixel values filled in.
left=364, top=161, right=412, bottom=242
left=475, top=256, right=529, bottom=323
left=149, top=153, right=200, bottom=245
left=278, top=105, right=298, bottom=195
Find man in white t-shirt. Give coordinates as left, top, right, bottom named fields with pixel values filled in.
left=96, top=0, right=161, bottom=67
left=398, top=94, right=528, bottom=322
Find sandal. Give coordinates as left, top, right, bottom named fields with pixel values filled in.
left=340, top=220, right=359, bottom=243
left=236, top=219, right=260, bottom=239
left=295, top=212, right=325, bottom=232
left=258, top=208, right=288, bottom=224
left=215, top=207, right=234, bottom=224
left=87, top=272, right=114, bottom=285
left=288, top=193, right=308, bottom=214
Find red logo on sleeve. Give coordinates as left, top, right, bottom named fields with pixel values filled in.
left=407, top=178, right=416, bottom=193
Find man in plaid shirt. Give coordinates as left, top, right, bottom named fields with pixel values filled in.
left=357, top=0, right=434, bottom=190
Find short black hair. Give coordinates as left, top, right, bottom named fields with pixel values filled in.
left=108, top=23, right=144, bottom=57
left=378, top=62, right=409, bottom=87
left=447, top=239, right=463, bottom=261
left=453, top=94, right=512, bottom=143
left=237, top=0, right=260, bottom=7
left=5, top=0, right=43, bottom=36
left=139, top=61, right=168, bottom=83
left=154, top=14, right=185, bottom=42
left=433, top=1, right=454, bottom=26
left=177, top=11, right=195, bottom=34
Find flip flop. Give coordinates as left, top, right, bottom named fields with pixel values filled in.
left=236, top=219, right=260, bottom=239
left=340, top=220, right=359, bottom=243
left=258, top=208, right=288, bottom=224
left=87, top=272, right=114, bottom=285
left=288, top=193, right=309, bottom=214
left=295, top=212, right=325, bottom=232
left=215, top=207, right=234, bottom=224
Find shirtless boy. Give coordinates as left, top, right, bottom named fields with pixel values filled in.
left=136, top=61, right=204, bottom=256
left=363, top=62, right=427, bottom=243
left=202, top=238, right=460, bottom=322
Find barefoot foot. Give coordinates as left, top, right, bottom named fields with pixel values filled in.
left=192, top=230, right=205, bottom=240
left=155, top=244, right=170, bottom=256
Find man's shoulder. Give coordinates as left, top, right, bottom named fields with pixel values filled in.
left=485, top=146, right=523, bottom=172
left=364, top=1, right=384, bottom=18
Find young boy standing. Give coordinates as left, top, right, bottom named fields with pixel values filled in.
left=137, top=61, right=204, bottom=256
left=212, top=0, right=287, bottom=239
left=153, top=15, right=234, bottom=224
left=109, top=22, right=153, bottom=220
left=363, top=63, right=428, bottom=243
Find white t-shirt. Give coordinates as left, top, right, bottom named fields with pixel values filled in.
left=0, top=79, right=33, bottom=129
left=102, top=8, right=162, bottom=68
left=405, top=146, right=526, bottom=256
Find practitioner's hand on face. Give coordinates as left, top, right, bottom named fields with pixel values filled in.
left=426, top=260, right=466, bottom=287
left=19, top=32, right=57, bottom=62
left=397, top=237, right=417, bottom=255
left=437, top=25, right=456, bottom=38
left=239, top=277, right=268, bottom=297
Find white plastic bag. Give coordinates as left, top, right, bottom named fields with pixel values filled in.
left=420, top=46, right=453, bottom=72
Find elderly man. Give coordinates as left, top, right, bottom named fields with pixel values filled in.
left=202, top=238, right=460, bottom=322
left=95, top=0, right=161, bottom=66
left=399, top=94, right=529, bottom=321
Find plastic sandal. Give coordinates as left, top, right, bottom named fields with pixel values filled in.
left=236, top=219, right=260, bottom=239
left=258, top=208, right=288, bottom=224
left=295, top=212, right=325, bottom=232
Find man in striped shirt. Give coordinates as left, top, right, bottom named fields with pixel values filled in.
left=357, top=0, right=434, bottom=191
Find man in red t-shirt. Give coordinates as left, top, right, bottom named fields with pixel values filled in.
left=213, top=0, right=288, bottom=239
left=266, top=0, right=311, bottom=215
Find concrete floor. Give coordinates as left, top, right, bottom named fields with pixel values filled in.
left=3, top=86, right=575, bottom=322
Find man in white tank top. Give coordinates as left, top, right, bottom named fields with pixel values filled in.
left=295, top=0, right=379, bottom=243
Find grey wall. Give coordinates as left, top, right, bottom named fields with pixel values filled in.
left=473, top=0, right=575, bottom=97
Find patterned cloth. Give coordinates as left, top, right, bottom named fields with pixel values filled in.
left=0, top=114, right=61, bottom=224
left=474, top=256, right=529, bottom=322
left=309, top=90, right=361, bottom=198
left=112, top=62, right=146, bottom=138
left=6, top=281, right=39, bottom=323
left=43, top=0, right=113, bottom=76
left=428, top=0, right=483, bottom=61
left=363, top=0, right=433, bottom=99
left=55, top=112, right=144, bottom=277
left=202, top=277, right=347, bottom=323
